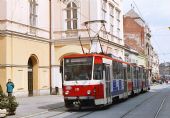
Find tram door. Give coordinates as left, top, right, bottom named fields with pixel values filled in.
left=136, top=69, right=139, bottom=92
left=123, top=66, right=128, bottom=97
left=105, top=64, right=111, bottom=104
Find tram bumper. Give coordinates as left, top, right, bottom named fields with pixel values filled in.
left=64, top=96, right=95, bottom=109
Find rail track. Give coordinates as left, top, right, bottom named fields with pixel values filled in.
left=154, top=95, right=168, bottom=118
left=20, top=90, right=169, bottom=118
left=20, top=106, right=66, bottom=118
left=120, top=92, right=168, bottom=118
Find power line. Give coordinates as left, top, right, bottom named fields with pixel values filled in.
left=59, top=0, right=121, bottom=38
left=158, top=53, right=170, bottom=55
left=129, top=0, right=170, bottom=63
left=59, top=1, right=101, bottom=36
left=131, top=0, right=145, bottom=21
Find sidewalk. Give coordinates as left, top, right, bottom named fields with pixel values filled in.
left=7, top=95, right=64, bottom=118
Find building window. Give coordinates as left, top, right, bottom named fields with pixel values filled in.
left=29, top=0, right=37, bottom=34
left=66, top=2, right=78, bottom=30
left=110, top=24, right=114, bottom=35
left=102, top=0, right=107, bottom=20
left=114, top=49, right=118, bottom=55
left=115, top=9, right=120, bottom=37
left=109, top=5, right=114, bottom=35
left=109, top=4, right=114, bottom=17
left=102, top=0, right=107, bottom=11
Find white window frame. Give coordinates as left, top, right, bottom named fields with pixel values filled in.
left=115, top=9, right=120, bottom=37
left=66, top=2, right=78, bottom=30
left=29, top=0, right=38, bottom=34
left=102, top=0, right=107, bottom=20
left=109, top=4, right=114, bottom=35
left=110, top=24, right=114, bottom=35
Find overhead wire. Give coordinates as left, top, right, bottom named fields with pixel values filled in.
left=129, top=0, right=170, bottom=63
left=59, top=1, right=100, bottom=36
left=152, top=29, right=170, bottom=63
left=59, top=0, right=113, bottom=54
left=59, top=0, right=119, bottom=39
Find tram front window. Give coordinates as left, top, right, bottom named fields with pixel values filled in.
left=64, top=57, right=92, bottom=81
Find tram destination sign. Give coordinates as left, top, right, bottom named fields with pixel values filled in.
left=65, top=57, right=92, bottom=64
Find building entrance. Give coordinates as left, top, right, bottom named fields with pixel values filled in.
left=28, top=55, right=38, bottom=96
left=28, top=58, right=33, bottom=96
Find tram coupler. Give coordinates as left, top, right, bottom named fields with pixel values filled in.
left=73, top=99, right=81, bottom=109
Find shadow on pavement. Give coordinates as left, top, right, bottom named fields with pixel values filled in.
left=38, top=102, right=65, bottom=111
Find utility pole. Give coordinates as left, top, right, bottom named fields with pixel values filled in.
left=49, top=0, right=52, bottom=94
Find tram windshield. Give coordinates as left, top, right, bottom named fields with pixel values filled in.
left=64, top=57, right=93, bottom=81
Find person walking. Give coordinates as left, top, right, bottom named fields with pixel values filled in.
left=6, top=79, right=14, bottom=96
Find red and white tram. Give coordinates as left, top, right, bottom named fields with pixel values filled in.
left=60, top=53, right=150, bottom=109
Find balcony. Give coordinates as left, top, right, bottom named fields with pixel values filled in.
left=53, top=29, right=125, bottom=54
left=0, top=19, right=49, bottom=40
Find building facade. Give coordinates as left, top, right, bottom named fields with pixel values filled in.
left=123, top=9, right=159, bottom=83
left=152, top=51, right=159, bottom=81
left=159, top=62, right=170, bottom=78
left=0, top=0, right=51, bottom=97
left=124, top=9, right=146, bottom=66
left=53, top=0, right=124, bottom=93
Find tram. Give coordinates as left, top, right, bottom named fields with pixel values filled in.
left=60, top=53, right=150, bottom=109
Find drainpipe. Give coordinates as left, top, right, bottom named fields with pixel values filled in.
left=49, top=0, right=52, bottom=94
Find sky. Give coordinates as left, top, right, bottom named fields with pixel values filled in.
left=123, top=0, right=170, bottom=63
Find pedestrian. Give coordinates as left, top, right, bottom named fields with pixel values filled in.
left=6, top=79, right=14, bottom=97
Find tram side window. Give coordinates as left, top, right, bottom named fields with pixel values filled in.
left=118, top=63, right=123, bottom=79
left=112, top=61, right=118, bottom=74
left=112, top=61, right=123, bottom=79
left=123, top=67, right=127, bottom=80
left=143, top=70, right=148, bottom=80
left=143, top=70, right=145, bottom=80
left=141, top=69, right=144, bottom=79
left=131, top=66, right=134, bottom=80
left=138, top=68, right=142, bottom=79
left=127, top=65, right=131, bottom=79
left=133, top=67, right=137, bottom=79
left=93, top=64, right=103, bottom=80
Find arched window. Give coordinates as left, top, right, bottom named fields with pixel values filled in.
left=30, top=0, right=38, bottom=34
left=66, top=2, right=78, bottom=30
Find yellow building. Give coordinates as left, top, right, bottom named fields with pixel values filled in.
left=0, top=0, right=51, bottom=97
left=0, top=0, right=125, bottom=96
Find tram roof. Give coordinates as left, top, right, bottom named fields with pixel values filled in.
left=63, top=53, right=146, bottom=68
left=63, top=53, right=128, bottom=64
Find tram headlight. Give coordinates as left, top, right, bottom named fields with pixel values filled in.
left=66, top=86, right=72, bottom=90
left=87, top=90, right=91, bottom=95
left=65, top=90, right=69, bottom=95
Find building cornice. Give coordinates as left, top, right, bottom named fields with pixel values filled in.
left=0, top=19, right=50, bottom=43
left=54, top=37, right=91, bottom=46
left=54, top=36, right=135, bottom=53
left=0, top=30, right=50, bottom=43
left=0, top=64, right=49, bottom=68
left=0, top=19, right=49, bottom=32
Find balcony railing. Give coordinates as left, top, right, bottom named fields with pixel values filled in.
left=53, top=28, right=123, bottom=44
left=0, top=19, right=49, bottom=40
